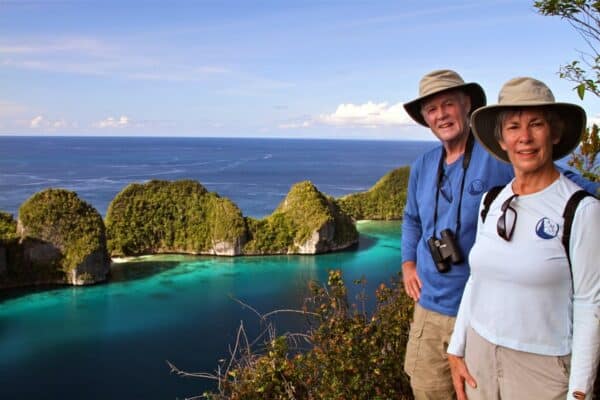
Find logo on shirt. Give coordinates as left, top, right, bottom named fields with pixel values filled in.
left=468, top=179, right=485, bottom=195
left=535, top=217, right=559, bottom=239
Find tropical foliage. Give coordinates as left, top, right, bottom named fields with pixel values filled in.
left=243, top=181, right=357, bottom=254
left=105, top=180, right=247, bottom=256
left=338, top=166, right=410, bottom=220
left=0, top=211, right=17, bottom=241
left=178, top=270, right=415, bottom=399
left=18, top=188, right=107, bottom=274
left=534, top=0, right=600, bottom=182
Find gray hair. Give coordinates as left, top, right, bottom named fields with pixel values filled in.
left=494, top=107, right=564, bottom=142
left=420, top=89, right=471, bottom=116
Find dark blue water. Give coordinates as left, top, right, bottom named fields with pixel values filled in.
left=0, top=136, right=436, bottom=217
left=0, top=137, right=435, bottom=400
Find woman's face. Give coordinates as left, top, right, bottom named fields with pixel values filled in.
left=499, top=109, right=559, bottom=176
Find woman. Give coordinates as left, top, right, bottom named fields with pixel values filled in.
left=446, top=77, right=600, bottom=400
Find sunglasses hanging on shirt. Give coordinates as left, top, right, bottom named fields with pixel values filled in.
left=497, top=194, right=519, bottom=241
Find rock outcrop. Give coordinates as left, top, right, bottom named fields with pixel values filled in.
left=1, top=189, right=110, bottom=287
left=243, top=181, right=358, bottom=255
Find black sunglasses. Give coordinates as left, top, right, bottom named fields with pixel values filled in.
left=497, top=194, right=518, bottom=241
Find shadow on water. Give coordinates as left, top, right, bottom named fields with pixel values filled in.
left=356, top=233, right=378, bottom=251
left=0, top=284, right=72, bottom=303
left=109, top=260, right=182, bottom=283
left=0, top=260, right=183, bottom=303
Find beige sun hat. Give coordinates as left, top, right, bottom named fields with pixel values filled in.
left=471, top=77, right=586, bottom=163
left=403, top=69, right=486, bottom=126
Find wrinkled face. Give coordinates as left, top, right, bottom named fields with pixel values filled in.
left=499, top=109, right=559, bottom=175
left=420, top=90, right=471, bottom=144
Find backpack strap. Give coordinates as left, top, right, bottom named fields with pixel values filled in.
left=480, top=185, right=504, bottom=223
left=562, top=190, right=592, bottom=272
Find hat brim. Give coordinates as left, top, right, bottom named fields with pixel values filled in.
left=471, top=103, right=586, bottom=163
left=403, top=82, right=486, bottom=127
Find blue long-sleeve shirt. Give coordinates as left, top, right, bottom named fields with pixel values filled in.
left=401, top=139, right=599, bottom=317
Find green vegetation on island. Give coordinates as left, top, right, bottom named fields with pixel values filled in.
left=338, top=166, right=410, bottom=220
left=243, top=181, right=358, bottom=254
left=0, top=211, right=17, bottom=241
left=0, top=189, right=110, bottom=287
left=106, top=180, right=247, bottom=257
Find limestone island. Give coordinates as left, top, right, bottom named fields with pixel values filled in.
left=0, top=189, right=110, bottom=288
left=106, top=179, right=358, bottom=257
left=0, top=166, right=410, bottom=288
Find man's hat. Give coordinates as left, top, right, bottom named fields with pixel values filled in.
left=471, top=77, right=586, bottom=163
left=403, top=69, right=486, bottom=126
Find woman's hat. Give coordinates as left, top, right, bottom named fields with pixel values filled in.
left=471, top=77, right=586, bottom=163
left=403, top=69, right=486, bottom=126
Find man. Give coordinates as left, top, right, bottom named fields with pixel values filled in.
left=400, top=70, right=599, bottom=400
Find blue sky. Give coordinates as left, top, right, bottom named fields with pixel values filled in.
left=2, top=0, right=600, bottom=140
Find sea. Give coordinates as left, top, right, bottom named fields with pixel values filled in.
left=0, top=136, right=436, bottom=400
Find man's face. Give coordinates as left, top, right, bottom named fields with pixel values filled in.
left=420, top=90, right=471, bottom=144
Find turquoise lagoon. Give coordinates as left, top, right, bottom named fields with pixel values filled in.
left=0, top=221, right=402, bottom=400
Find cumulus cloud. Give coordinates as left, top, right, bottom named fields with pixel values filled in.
left=30, top=115, right=45, bottom=128
left=94, top=115, right=130, bottom=129
left=318, top=101, right=414, bottom=127
left=278, top=101, right=417, bottom=130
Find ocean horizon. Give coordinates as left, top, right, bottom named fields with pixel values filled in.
left=0, top=136, right=437, bottom=217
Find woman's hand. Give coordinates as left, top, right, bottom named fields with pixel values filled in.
left=448, top=354, right=477, bottom=400
left=402, top=261, right=421, bottom=301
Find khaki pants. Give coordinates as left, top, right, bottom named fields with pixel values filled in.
left=404, top=304, right=456, bottom=400
left=464, top=326, right=570, bottom=400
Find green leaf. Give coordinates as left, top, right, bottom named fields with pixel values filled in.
left=577, top=83, right=586, bottom=99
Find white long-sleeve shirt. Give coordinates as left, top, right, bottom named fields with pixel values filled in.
left=448, top=174, right=600, bottom=397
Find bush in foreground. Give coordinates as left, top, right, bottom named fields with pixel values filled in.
left=175, top=270, right=414, bottom=399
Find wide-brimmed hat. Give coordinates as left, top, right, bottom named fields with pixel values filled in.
left=471, top=77, right=586, bottom=163
left=403, top=69, right=486, bottom=126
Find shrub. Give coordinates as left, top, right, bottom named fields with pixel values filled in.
left=0, top=211, right=17, bottom=241
left=190, top=270, right=414, bottom=399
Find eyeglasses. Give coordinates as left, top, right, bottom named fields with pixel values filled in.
left=497, top=194, right=518, bottom=241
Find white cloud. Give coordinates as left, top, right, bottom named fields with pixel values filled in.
left=318, top=101, right=414, bottom=127
left=279, top=120, right=312, bottom=129
left=28, top=115, right=75, bottom=131
left=94, top=115, right=130, bottom=129
left=278, top=102, right=416, bottom=131
left=30, top=115, right=44, bottom=128
left=0, top=37, right=234, bottom=84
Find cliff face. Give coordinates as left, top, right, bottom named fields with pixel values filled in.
left=337, top=166, right=410, bottom=220
left=243, top=181, right=358, bottom=255
left=0, top=189, right=110, bottom=287
left=106, top=180, right=247, bottom=257
left=0, top=211, right=16, bottom=275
